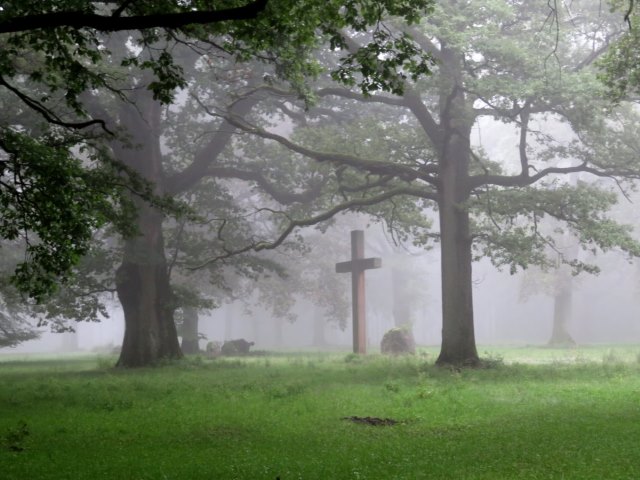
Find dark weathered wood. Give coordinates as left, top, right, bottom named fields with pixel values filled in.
left=335, top=230, right=382, bottom=354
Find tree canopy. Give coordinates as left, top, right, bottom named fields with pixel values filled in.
left=599, top=0, right=640, bottom=101
left=0, top=0, right=436, bottom=305
left=6, top=0, right=640, bottom=368
left=220, top=0, right=640, bottom=365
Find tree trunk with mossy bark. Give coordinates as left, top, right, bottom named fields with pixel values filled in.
left=434, top=46, right=480, bottom=367
left=115, top=192, right=182, bottom=367
left=436, top=197, right=479, bottom=366
left=113, top=94, right=182, bottom=367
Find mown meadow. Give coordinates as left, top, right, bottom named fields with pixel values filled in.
left=1, top=346, right=639, bottom=479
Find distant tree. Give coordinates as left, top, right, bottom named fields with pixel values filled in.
left=0, top=255, right=40, bottom=348
left=519, top=229, right=582, bottom=347
left=0, top=310, right=39, bottom=349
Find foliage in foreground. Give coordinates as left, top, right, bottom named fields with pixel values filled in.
left=1, top=348, right=640, bottom=479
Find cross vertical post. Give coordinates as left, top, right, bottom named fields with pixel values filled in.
left=335, top=230, right=382, bottom=354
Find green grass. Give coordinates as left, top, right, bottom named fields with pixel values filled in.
left=1, top=346, right=640, bottom=479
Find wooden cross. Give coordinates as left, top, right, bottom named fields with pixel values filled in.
left=335, top=230, right=382, bottom=354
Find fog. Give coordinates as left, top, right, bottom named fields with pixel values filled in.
left=4, top=16, right=640, bottom=359
left=5, top=109, right=640, bottom=357
left=6, top=231, right=639, bottom=356
left=4, top=312, right=124, bottom=355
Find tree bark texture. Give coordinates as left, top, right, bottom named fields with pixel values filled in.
left=434, top=46, right=480, bottom=366
left=435, top=166, right=479, bottom=366
left=113, top=92, right=182, bottom=367
left=116, top=201, right=182, bottom=366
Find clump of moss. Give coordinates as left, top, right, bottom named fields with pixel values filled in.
left=380, top=326, right=416, bottom=355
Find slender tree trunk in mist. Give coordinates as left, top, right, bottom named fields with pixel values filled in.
left=274, top=315, right=284, bottom=348
left=60, top=330, right=79, bottom=351
left=391, top=262, right=413, bottom=328
left=250, top=315, right=259, bottom=344
left=224, top=303, right=235, bottom=340
left=312, top=306, right=327, bottom=347
left=434, top=47, right=479, bottom=367
left=113, top=95, right=182, bottom=367
left=548, top=270, right=576, bottom=346
left=181, top=306, right=200, bottom=354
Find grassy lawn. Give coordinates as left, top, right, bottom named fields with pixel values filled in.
left=1, top=346, right=639, bottom=479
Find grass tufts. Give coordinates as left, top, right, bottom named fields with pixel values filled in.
left=1, top=346, right=640, bottom=479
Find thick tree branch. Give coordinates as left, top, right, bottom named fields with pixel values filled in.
left=318, top=84, right=443, bottom=150
left=572, top=37, right=613, bottom=71
left=403, top=88, right=444, bottom=151
left=206, top=166, right=326, bottom=205
left=223, top=110, right=439, bottom=185
left=166, top=95, right=261, bottom=195
left=317, top=87, right=408, bottom=107
left=469, top=162, right=640, bottom=190
left=0, top=1, right=269, bottom=33
left=0, top=76, right=111, bottom=133
left=189, top=186, right=437, bottom=269
left=403, top=26, right=443, bottom=62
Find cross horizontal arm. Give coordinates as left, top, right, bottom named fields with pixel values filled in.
left=336, top=257, right=382, bottom=273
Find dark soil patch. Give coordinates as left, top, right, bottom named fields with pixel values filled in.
left=342, top=416, right=399, bottom=426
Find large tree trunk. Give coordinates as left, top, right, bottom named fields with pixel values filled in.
left=434, top=46, right=479, bottom=367
left=435, top=190, right=479, bottom=366
left=116, top=204, right=182, bottom=367
left=113, top=92, right=182, bottom=367
left=180, top=306, right=200, bottom=354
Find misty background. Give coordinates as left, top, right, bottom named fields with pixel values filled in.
left=8, top=114, right=640, bottom=355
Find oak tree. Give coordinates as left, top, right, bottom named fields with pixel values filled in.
left=228, top=0, right=640, bottom=366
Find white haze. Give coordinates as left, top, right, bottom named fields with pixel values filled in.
left=4, top=110, right=640, bottom=356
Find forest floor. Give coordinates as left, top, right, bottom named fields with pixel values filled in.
left=1, top=345, right=639, bottom=479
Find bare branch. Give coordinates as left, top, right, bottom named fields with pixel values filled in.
left=625, top=0, right=635, bottom=28
left=189, top=186, right=436, bottom=269
left=165, top=95, right=261, bottom=195
left=0, top=76, right=112, bottom=133
left=317, top=87, right=408, bottom=108
left=469, top=162, right=640, bottom=190
left=192, top=94, right=440, bottom=185
left=207, top=166, right=326, bottom=205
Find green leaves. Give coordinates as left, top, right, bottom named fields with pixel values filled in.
left=471, top=183, right=640, bottom=275
left=332, top=31, right=435, bottom=96
left=219, top=0, right=435, bottom=96
left=141, top=51, right=187, bottom=104
left=597, top=1, right=640, bottom=102
left=0, top=128, right=132, bottom=300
